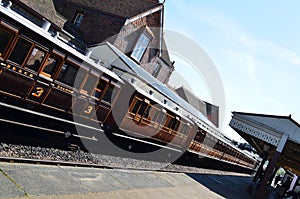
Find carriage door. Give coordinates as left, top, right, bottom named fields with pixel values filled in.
left=0, top=24, right=44, bottom=97
left=72, top=68, right=98, bottom=120
left=43, top=57, right=84, bottom=111
left=27, top=49, right=64, bottom=103
left=0, top=21, right=18, bottom=94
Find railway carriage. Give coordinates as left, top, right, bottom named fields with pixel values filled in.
left=92, top=42, right=257, bottom=169
left=114, top=89, right=197, bottom=149
left=0, top=3, right=124, bottom=140
left=0, top=2, right=197, bottom=153
left=106, top=71, right=198, bottom=151
left=0, top=2, right=257, bottom=170
left=190, top=129, right=256, bottom=168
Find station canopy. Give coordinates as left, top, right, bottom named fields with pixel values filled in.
left=230, top=112, right=300, bottom=175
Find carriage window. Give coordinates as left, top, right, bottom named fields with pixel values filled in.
left=41, top=56, right=60, bottom=78
left=199, top=130, right=206, bottom=142
left=155, top=112, right=162, bottom=123
left=57, top=62, right=85, bottom=87
left=195, top=133, right=201, bottom=142
left=171, top=119, right=179, bottom=130
left=156, top=111, right=167, bottom=125
left=166, top=116, right=174, bottom=128
left=180, top=125, right=189, bottom=135
left=75, top=69, right=86, bottom=88
left=0, top=27, right=14, bottom=57
left=152, top=109, right=160, bottom=122
left=149, top=105, right=159, bottom=121
left=102, top=83, right=118, bottom=104
left=25, top=47, right=46, bottom=72
left=143, top=105, right=151, bottom=119
left=94, top=78, right=108, bottom=99
left=137, top=102, right=147, bottom=116
left=82, top=74, right=97, bottom=94
left=130, top=98, right=152, bottom=119
left=131, top=99, right=142, bottom=114
left=9, top=37, right=32, bottom=65
left=166, top=116, right=179, bottom=130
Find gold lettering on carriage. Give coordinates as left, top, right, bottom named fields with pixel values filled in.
left=84, top=105, right=93, bottom=114
left=32, top=87, right=44, bottom=98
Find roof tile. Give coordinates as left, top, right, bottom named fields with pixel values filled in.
left=62, top=0, right=160, bottom=18
left=16, top=0, right=66, bottom=28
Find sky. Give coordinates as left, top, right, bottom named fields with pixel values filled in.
left=164, top=0, right=300, bottom=141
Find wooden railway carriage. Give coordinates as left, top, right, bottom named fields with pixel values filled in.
left=190, top=129, right=256, bottom=168
left=0, top=2, right=197, bottom=152
left=0, top=3, right=124, bottom=140
left=0, top=2, right=257, bottom=169
left=110, top=78, right=197, bottom=150
left=90, top=43, right=198, bottom=151
left=90, top=43, right=257, bottom=169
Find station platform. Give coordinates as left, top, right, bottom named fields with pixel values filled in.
left=0, top=162, right=254, bottom=199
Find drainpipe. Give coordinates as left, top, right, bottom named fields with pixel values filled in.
left=159, top=0, right=166, bottom=57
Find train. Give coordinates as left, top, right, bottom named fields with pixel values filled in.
left=0, top=2, right=258, bottom=171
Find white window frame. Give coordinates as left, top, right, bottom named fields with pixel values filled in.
left=73, top=13, right=84, bottom=27
left=131, top=32, right=151, bottom=62
left=152, top=63, right=162, bottom=77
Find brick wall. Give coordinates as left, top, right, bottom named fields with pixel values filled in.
left=53, top=0, right=174, bottom=84
left=113, top=11, right=160, bottom=52
left=112, top=12, right=170, bottom=82
left=53, top=0, right=160, bottom=18
left=55, top=3, right=125, bottom=45
left=80, top=13, right=124, bottom=45
left=112, top=11, right=175, bottom=84
left=12, top=0, right=66, bottom=29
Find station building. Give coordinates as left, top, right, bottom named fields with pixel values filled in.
left=230, top=112, right=300, bottom=198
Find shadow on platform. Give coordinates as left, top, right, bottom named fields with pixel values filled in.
left=187, top=173, right=254, bottom=199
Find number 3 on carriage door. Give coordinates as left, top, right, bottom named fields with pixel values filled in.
left=32, top=87, right=44, bottom=98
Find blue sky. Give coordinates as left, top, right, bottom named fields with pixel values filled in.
left=164, top=0, right=300, bottom=141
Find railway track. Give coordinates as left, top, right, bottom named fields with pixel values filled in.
left=0, top=140, right=252, bottom=175
left=0, top=153, right=216, bottom=174
left=0, top=141, right=200, bottom=174
left=0, top=113, right=255, bottom=175
left=0, top=155, right=251, bottom=177
left=0, top=100, right=255, bottom=175
left=0, top=156, right=112, bottom=169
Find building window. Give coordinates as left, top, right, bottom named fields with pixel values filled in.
left=131, top=32, right=151, bottom=62
left=73, top=13, right=84, bottom=27
left=152, top=63, right=161, bottom=77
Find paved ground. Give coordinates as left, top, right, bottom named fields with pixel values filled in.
left=0, top=162, right=255, bottom=199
